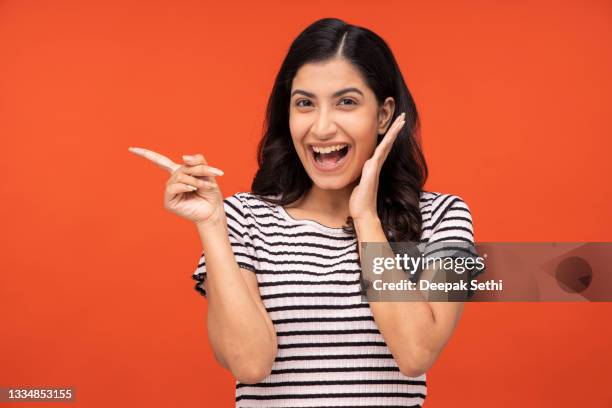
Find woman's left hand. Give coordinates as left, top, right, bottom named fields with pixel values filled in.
left=349, top=112, right=406, bottom=223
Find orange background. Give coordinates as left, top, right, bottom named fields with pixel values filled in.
left=1, top=0, right=611, bottom=407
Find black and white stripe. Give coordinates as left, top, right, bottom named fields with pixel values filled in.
left=192, top=191, right=476, bottom=407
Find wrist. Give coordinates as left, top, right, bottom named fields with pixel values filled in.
left=196, top=217, right=229, bottom=255
left=353, top=215, right=382, bottom=236
left=195, top=214, right=227, bottom=234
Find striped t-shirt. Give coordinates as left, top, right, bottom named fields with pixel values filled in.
left=192, top=190, right=476, bottom=408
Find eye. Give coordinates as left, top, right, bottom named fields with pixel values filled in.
left=339, top=98, right=357, bottom=106
left=296, top=99, right=312, bottom=107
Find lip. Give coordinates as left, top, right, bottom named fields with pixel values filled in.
left=307, top=143, right=352, bottom=173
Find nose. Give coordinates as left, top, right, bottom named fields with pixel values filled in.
left=311, top=108, right=337, bottom=139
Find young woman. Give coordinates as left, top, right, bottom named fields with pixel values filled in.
left=130, top=17, right=477, bottom=408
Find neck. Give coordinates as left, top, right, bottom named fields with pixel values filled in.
left=298, top=182, right=356, bottom=219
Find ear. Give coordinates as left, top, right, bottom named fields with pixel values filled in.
left=377, top=97, right=396, bottom=135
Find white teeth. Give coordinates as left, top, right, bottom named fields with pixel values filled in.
left=311, top=144, right=347, bottom=154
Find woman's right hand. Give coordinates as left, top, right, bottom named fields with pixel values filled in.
left=128, top=147, right=226, bottom=226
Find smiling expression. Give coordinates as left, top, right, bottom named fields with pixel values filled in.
left=289, top=57, right=395, bottom=191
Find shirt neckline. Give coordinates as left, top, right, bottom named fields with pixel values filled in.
left=276, top=205, right=354, bottom=237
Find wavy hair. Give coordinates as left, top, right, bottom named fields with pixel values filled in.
left=251, top=17, right=428, bottom=242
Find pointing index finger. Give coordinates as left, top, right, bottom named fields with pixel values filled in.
left=128, top=147, right=180, bottom=173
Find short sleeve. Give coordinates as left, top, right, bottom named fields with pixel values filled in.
left=422, top=195, right=485, bottom=298
left=191, top=193, right=257, bottom=297
left=426, top=195, right=475, bottom=245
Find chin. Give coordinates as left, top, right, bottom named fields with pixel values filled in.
left=308, top=172, right=358, bottom=191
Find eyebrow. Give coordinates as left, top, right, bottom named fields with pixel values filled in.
left=290, top=87, right=364, bottom=99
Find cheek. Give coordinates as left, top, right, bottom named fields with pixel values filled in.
left=289, top=118, right=307, bottom=151
left=341, top=114, right=371, bottom=135
left=349, top=145, right=375, bottom=178
left=290, top=111, right=312, bottom=136
left=342, top=119, right=378, bottom=162
left=341, top=114, right=378, bottom=147
left=341, top=139, right=376, bottom=185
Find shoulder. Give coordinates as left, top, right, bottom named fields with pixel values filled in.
left=420, top=190, right=474, bottom=243
left=420, top=191, right=472, bottom=218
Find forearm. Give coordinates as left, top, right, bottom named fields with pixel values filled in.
left=197, top=220, right=276, bottom=382
left=355, top=217, right=441, bottom=376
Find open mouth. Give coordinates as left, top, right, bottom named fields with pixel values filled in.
left=310, top=144, right=350, bottom=170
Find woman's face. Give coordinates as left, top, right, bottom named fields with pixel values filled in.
left=289, top=58, right=395, bottom=191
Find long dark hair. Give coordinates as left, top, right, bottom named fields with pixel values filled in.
left=251, top=17, right=428, bottom=242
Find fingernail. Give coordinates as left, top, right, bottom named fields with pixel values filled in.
left=183, top=155, right=195, bottom=161
left=210, top=167, right=224, bottom=176
left=189, top=185, right=198, bottom=191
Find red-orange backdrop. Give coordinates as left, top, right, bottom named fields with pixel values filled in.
left=1, top=0, right=611, bottom=407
